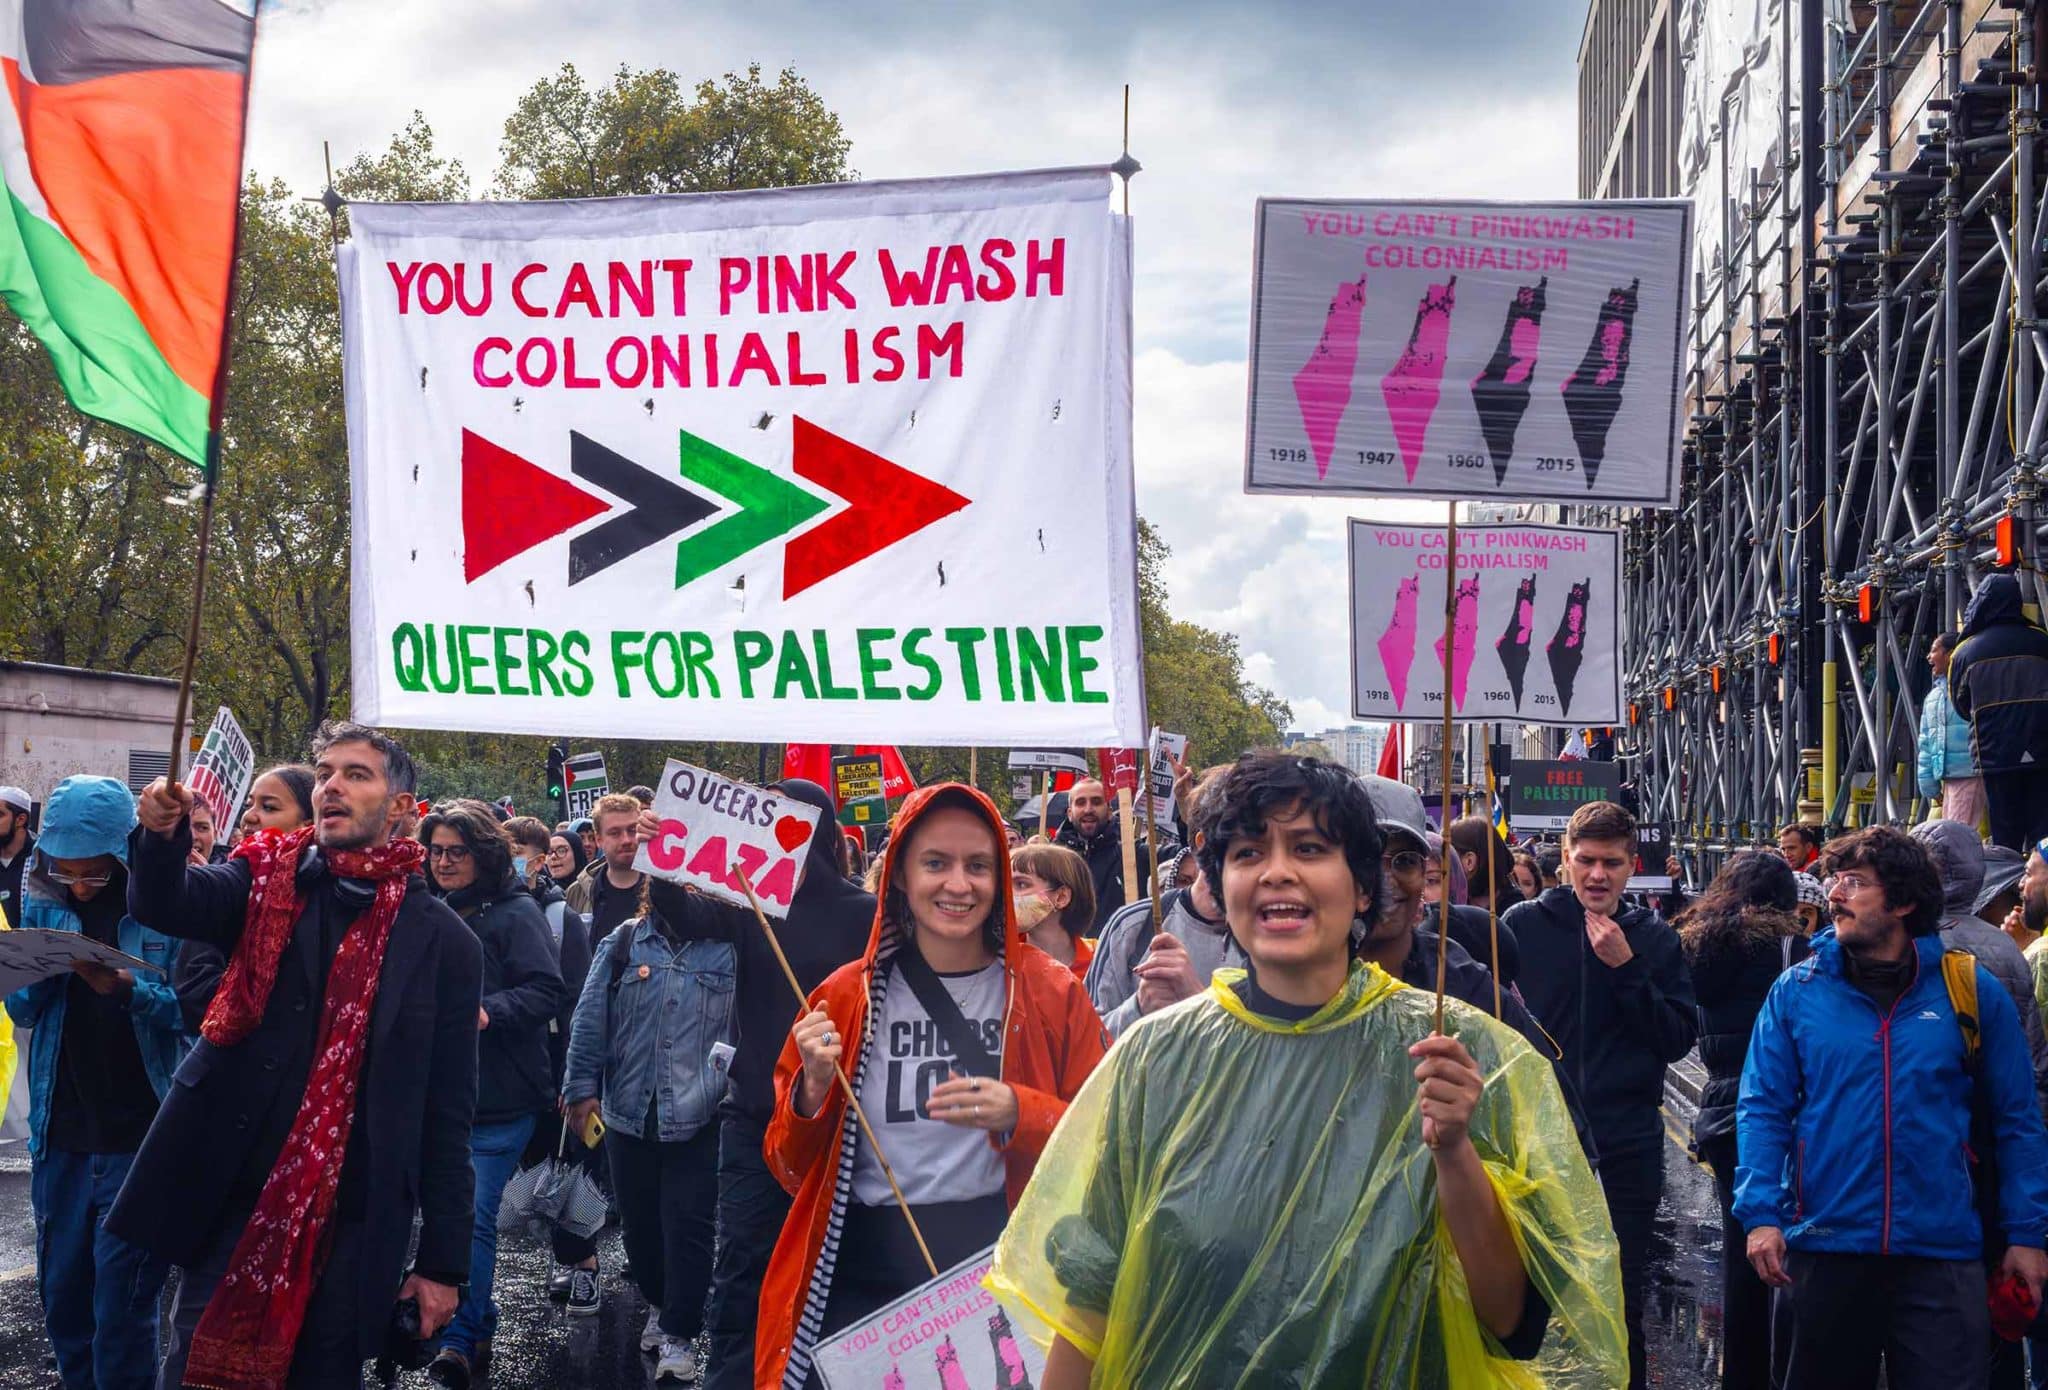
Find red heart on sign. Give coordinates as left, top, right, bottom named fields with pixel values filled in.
left=773, top=816, right=812, bottom=853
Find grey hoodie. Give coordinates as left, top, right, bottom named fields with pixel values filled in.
left=1086, top=887, right=1245, bottom=1038
left=1914, top=818, right=2048, bottom=1122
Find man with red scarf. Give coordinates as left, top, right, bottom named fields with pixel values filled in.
left=114, top=722, right=483, bottom=1390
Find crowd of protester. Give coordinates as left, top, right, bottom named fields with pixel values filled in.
left=0, top=565, right=2044, bottom=1390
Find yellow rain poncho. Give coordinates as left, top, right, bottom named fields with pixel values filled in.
left=987, top=962, right=1627, bottom=1388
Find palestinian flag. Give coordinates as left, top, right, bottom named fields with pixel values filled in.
left=0, top=0, right=255, bottom=466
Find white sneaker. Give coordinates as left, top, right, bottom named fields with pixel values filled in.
left=655, top=1339, right=700, bottom=1383
left=640, top=1305, right=664, bottom=1353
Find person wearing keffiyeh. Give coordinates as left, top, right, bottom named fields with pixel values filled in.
left=110, top=721, right=483, bottom=1390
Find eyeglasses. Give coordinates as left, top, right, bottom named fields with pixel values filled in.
left=1831, top=872, right=1876, bottom=894
left=426, top=845, right=473, bottom=862
left=1383, top=850, right=1428, bottom=875
left=45, top=868, right=111, bottom=888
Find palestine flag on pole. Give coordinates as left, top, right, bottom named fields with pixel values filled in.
left=0, top=0, right=255, bottom=466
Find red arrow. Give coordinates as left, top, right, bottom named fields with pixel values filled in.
left=783, top=417, right=971, bottom=598
left=461, top=429, right=611, bottom=582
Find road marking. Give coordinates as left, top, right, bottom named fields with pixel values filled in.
left=0, top=1263, right=34, bottom=1284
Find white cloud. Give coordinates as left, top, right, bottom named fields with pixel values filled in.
left=247, top=0, right=1576, bottom=734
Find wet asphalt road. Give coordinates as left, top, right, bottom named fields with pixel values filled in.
left=0, top=1125, right=1727, bottom=1388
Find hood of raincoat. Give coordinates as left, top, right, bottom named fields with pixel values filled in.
left=862, top=781, right=1014, bottom=961
left=1912, top=818, right=1986, bottom=913
left=34, top=775, right=135, bottom=864
left=1963, top=573, right=2027, bottom=637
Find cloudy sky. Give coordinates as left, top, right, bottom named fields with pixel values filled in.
left=248, top=0, right=1585, bottom=734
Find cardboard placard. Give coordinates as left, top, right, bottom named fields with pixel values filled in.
left=0, top=927, right=160, bottom=998
left=185, top=706, right=254, bottom=826
left=811, top=1247, right=1040, bottom=1390
left=1506, top=758, right=1624, bottom=832
left=1347, top=520, right=1623, bottom=726
left=1146, top=729, right=1187, bottom=826
left=632, top=759, right=823, bottom=917
left=1246, top=197, right=1690, bottom=505
left=563, top=751, right=609, bottom=820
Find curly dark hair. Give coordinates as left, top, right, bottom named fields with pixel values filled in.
left=1191, top=750, right=1383, bottom=944
left=418, top=798, right=513, bottom=890
left=1821, top=826, right=1945, bottom=937
left=1674, top=850, right=1799, bottom=956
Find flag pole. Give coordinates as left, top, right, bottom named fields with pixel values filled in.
left=730, top=863, right=938, bottom=1278
left=166, top=17, right=260, bottom=786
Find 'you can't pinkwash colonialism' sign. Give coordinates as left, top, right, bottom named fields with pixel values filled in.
left=812, top=1247, right=1041, bottom=1390
left=1347, top=520, right=1623, bottom=727
left=1246, top=199, right=1690, bottom=507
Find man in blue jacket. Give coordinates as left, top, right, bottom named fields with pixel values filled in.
left=1737, top=825, right=2048, bottom=1389
left=4, top=775, right=184, bottom=1390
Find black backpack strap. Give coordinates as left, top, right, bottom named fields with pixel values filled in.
left=893, top=936, right=1000, bottom=1080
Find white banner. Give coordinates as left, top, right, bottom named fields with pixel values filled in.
left=340, top=170, right=1143, bottom=746
left=1246, top=199, right=1690, bottom=505
left=812, top=1246, right=1041, bottom=1390
left=185, top=706, right=253, bottom=827
left=1347, top=520, right=1623, bottom=726
left=631, top=758, right=823, bottom=918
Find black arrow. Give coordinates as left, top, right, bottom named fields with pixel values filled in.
left=567, top=432, right=720, bottom=585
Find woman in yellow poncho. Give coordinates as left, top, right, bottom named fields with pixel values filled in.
left=988, top=751, right=1627, bottom=1388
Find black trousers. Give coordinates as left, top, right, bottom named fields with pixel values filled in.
left=1783, top=1249, right=1987, bottom=1390
left=1598, top=1136, right=1663, bottom=1390
left=157, top=1212, right=371, bottom=1390
left=607, top=1122, right=719, bottom=1340
left=1985, top=768, right=2048, bottom=853
left=1700, top=1134, right=1772, bottom=1390
left=703, top=1114, right=793, bottom=1390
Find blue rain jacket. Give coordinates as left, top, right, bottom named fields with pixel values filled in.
left=1734, top=928, right=2048, bottom=1258
left=3, top=776, right=183, bottom=1160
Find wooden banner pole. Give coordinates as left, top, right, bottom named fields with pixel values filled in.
left=1434, top=500, right=1460, bottom=1036
left=731, top=864, right=938, bottom=1278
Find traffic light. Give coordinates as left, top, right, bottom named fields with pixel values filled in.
left=546, top=744, right=567, bottom=812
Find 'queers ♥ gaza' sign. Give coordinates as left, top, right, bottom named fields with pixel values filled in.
left=632, top=759, right=823, bottom=918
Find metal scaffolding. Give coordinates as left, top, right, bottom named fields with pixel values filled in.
left=1591, top=0, right=2048, bottom=861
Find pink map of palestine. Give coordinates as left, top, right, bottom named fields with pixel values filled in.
left=1380, top=277, right=1458, bottom=482
left=1377, top=575, right=1420, bottom=709
left=1432, top=575, right=1482, bottom=710
left=1291, top=269, right=1369, bottom=479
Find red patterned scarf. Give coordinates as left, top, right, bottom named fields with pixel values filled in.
left=183, top=823, right=423, bottom=1390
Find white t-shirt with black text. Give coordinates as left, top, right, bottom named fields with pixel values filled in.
left=850, top=959, right=1005, bottom=1207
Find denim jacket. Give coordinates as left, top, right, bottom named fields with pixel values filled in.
left=563, top=914, right=736, bottom=1142
left=5, top=864, right=185, bottom=1160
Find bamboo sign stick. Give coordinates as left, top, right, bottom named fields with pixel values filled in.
left=730, top=863, right=939, bottom=1278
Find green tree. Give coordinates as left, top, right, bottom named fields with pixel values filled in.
left=494, top=62, right=852, bottom=199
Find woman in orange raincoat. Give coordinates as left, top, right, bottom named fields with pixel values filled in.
left=755, top=784, right=1107, bottom=1389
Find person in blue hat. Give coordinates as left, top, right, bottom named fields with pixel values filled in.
left=5, top=775, right=183, bottom=1390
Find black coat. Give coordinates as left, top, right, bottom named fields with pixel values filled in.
left=725, top=779, right=874, bottom=1128
left=109, top=822, right=481, bottom=1361
left=1439, top=902, right=1520, bottom=989
left=1505, top=886, right=1698, bottom=1153
left=1056, top=815, right=1153, bottom=932
left=1950, top=573, right=2048, bottom=772
left=1682, top=906, right=1808, bottom=1148
left=1398, top=929, right=1595, bottom=1164
left=446, top=874, right=562, bottom=1123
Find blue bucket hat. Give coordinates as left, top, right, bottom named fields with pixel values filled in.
left=36, top=775, right=138, bottom=864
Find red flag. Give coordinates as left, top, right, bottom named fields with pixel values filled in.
left=780, top=743, right=833, bottom=789
left=852, top=745, right=917, bottom=798
left=1376, top=724, right=1403, bottom=781
left=1096, top=747, right=1141, bottom=792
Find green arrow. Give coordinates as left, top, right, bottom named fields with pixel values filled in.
left=672, top=427, right=829, bottom=589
